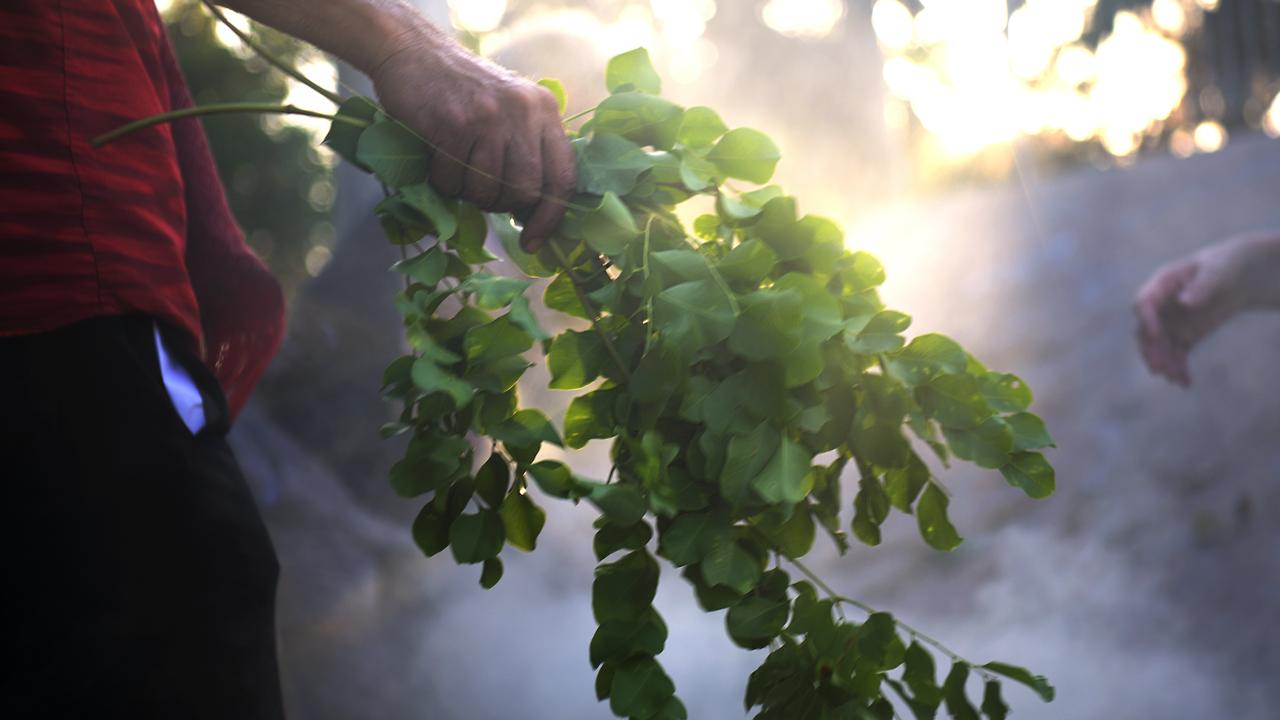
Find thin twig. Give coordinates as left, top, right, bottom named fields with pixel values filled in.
left=548, top=243, right=632, bottom=383
left=200, top=0, right=344, bottom=105
left=91, top=103, right=364, bottom=146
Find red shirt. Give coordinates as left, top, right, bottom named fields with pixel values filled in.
left=0, top=0, right=284, bottom=418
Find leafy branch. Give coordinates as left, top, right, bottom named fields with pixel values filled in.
left=100, top=19, right=1060, bottom=719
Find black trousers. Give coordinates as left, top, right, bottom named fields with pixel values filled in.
left=0, top=315, right=284, bottom=718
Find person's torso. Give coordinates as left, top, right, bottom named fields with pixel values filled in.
left=0, top=0, right=199, bottom=343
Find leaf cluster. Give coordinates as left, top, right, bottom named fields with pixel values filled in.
left=324, top=48, right=1057, bottom=719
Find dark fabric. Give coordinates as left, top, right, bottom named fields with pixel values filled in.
left=0, top=314, right=284, bottom=719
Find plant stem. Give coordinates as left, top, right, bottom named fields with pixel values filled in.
left=561, top=106, right=597, bottom=125
left=91, top=103, right=366, bottom=147
left=767, top=539, right=989, bottom=677
left=548, top=243, right=632, bottom=383
left=200, top=0, right=344, bottom=105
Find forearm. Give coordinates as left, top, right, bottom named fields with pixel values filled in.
left=1227, top=231, right=1280, bottom=309
left=214, top=0, right=446, bottom=77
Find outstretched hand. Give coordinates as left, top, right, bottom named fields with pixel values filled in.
left=1134, top=237, right=1262, bottom=386
left=372, top=36, right=575, bottom=252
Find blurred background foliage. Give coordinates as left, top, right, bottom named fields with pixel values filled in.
left=162, top=0, right=338, bottom=297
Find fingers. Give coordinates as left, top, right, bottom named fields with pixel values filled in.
left=427, top=129, right=475, bottom=199
left=462, top=134, right=505, bottom=210
left=494, top=132, right=543, bottom=213
left=1134, top=261, right=1197, bottom=386
left=518, top=124, right=577, bottom=252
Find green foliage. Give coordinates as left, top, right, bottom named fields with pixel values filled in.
left=339, top=48, right=1057, bottom=720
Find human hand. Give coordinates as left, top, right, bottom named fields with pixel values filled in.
left=1134, top=236, right=1266, bottom=386
left=371, top=33, right=575, bottom=251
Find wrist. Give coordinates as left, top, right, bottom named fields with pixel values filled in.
left=1230, top=232, right=1280, bottom=309
left=362, top=4, right=448, bottom=81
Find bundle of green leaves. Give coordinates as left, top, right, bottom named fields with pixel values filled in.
left=325, top=48, right=1056, bottom=720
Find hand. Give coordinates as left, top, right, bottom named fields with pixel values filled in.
left=1133, top=236, right=1264, bottom=386
left=371, top=34, right=575, bottom=251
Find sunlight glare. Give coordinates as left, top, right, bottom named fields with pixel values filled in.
left=448, top=0, right=507, bottom=34
left=761, top=0, right=846, bottom=39
left=871, top=0, right=913, bottom=52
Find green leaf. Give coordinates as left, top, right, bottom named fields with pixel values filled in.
left=322, top=96, right=379, bottom=168
left=595, top=519, right=653, bottom=560
left=977, top=372, right=1032, bottom=413
left=916, top=484, right=962, bottom=551
left=576, top=133, right=654, bottom=196
left=543, top=272, right=591, bottom=320
left=702, top=532, right=761, bottom=593
left=389, top=433, right=469, bottom=497
left=462, top=273, right=531, bottom=310
left=728, top=287, right=803, bottom=360
left=678, top=106, right=728, bottom=148
left=943, top=416, right=1014, bottom=469
left=593, top=550, right=660, bottom=624
left=450, top=202, right=498, bottom=263
left=494, top=214, right=556, bottom=277
left=474, top=452, right=510, bottom=508
left=721, top=423, right=780, bottom=506
left=399, top=183, right=457, bottom=242
left=590, top=608, right=667, bottom=668
left=410, top=358, right=474, bottom=408
left=593, top=92, right=684, bottom=150
left=707, top=128, right=781, bottom=184
left=609, top=655, right=675, bottom=719
left=479, top=557, right=503, bottom=589
left=499, top=489, right=546, bottom=551
left=678, top=152, right=718, bottom=191
left=980, top=662, right=1055, bottom=702
left=356, top=117, right=428, bottom=187
left=1006, top=412, right=1055, bottom=451
left=886, top=334, right=967, bottom=385
left=653, top=279, right=736, bottom=353
left=848, top=310, right=911, bottom=353
left=606, top=47, right=662, bottom=95
left=492, top=409, right=563, bottom=449
left=998, top=451, right=1055, bottom=499
left=842, top=251, right=886, bottom=292
left=943, top=662, right=979, bottom=720
left=538, top=77, right=568, bottom=114
left=526, top=459, right=580, bottom=498
left=391, top=247, right=448, bottom=286
left=661, top=509, right=732, bottom=566
left=565, top=191, right=639, bottom=255
left=564, top=388, right=619, bottom=449
left=547, top=330, right=604, bottom=389
left=981, top=681, right=1009, bottom=720
left=759, top=505, right=816, bottom=558
left=751, top=437, right=812, bottom=505
left=857, top=612, right=897, bottom=665
left=903, top=641, right=942, bottom=709
left=915, top=374, right=991, bottom=430
left=885, top=453, right=930, bottom=513
left=716, top=238, right=776, bottom=285
left=588, top=482, right=648, bottom=525
left=449, top=510, right=505, bottom=564
left=726, top=593, right=789, bottom=649
left=650, top=248, right=714, bottom=287
left=411, top=504, right=449, bottom=557
left=464, top=315, right=533, bottom=364
left=852, top=478, right=891, bottom=547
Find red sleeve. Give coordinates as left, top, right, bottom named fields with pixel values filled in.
left=160, top=32, right=285, bottom=421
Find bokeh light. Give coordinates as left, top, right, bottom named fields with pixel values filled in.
left=760, top=0, right=846, bottom=39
